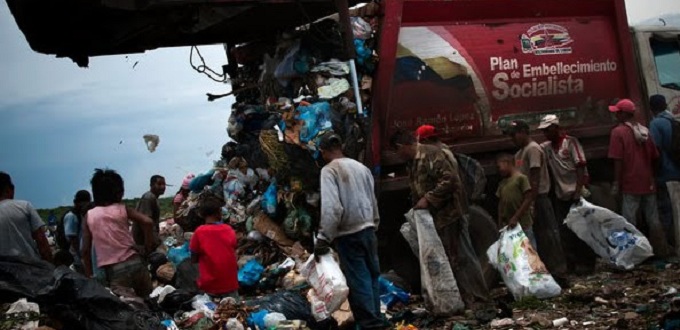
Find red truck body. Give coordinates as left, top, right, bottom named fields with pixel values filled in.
left=371, top=0, right=640, bottom=189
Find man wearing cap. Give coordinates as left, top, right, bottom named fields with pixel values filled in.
left=314, top=133, right=385, bottom=329
left=391, top=130, right=490, bottom=307
left=649, top=95, right=680, bottom=254
left=416, top=125, right=487, bottom=204
left=63, top=190, right=92, bottom=273
left=506, top=120, right=567, bottom=276
left=538, top=115, right=597, bottom=274
left=608, top=99, right=671, bottom=258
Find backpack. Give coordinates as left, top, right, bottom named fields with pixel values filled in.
left=55, top=209, right=80, bottom=251
left=663, top=117, right=680, bottom=166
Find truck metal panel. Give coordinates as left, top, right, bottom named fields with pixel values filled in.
left=372, top=0, right=641, bottom=185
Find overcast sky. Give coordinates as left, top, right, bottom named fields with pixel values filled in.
left=0, top=0, right=679, bottom=209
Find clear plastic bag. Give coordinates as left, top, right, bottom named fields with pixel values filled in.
left=487, top=225, right=561, bottom=300
left=564, top=198, right=653, bottom=270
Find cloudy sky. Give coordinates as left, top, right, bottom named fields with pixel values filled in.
left=0, top=0, right=679, bottom=209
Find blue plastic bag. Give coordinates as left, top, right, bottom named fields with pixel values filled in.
left=247, top=309, right=269, bottom=330
left=261, top=182, right=278, bottom=217
left=378, top=276, right=410, bottom=308
left=297, top=102, right=332, bottom=143
left=167, top=242, right=191, bottom=266
left=238, top=259, right=265, bottom=287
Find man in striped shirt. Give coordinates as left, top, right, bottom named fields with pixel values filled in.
left=539, top=114, right=597, bottom=274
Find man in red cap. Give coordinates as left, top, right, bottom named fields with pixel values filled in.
left=608, top=99, right=672, bottom=258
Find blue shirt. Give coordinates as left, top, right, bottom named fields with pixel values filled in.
left=650, top=111, right=680, bottom=182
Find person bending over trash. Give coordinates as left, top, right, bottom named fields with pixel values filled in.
left=314, top=133, right=387, bottom=329
left=81, top=169, right=155, bottom=297
left=390, top=130, right=489, bottom=308
left=189, top=199, right=239, bottom=300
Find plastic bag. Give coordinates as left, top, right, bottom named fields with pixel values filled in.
left=402, top=209, right=464, bottom=315
left=261, top=182, right=278, bottom=217
left=167, top=242, right=191, bottom=266
left=564, top=199, right=653, bottom=270
left=300, top=253, right=349, bottom=313
left=351, top=17, right=372, bottom=39
left=191, top=294, right=217, bottom=319
left=6, top=298, right=40, bottom=329
left=238, top=259, right=264, bottom=287
left=284, top=207, right=313, bottom=240
left=378, top=277, right=410, bottom=308
left=487, top=225, right=562, bottom=300
left=297, top=102, right=332, bottom=143
left=264, top=312, right=287, bottom=328
left=307, top=290, right=330, bottom=321
left=247, top=310, right=269, bottom=330
left=248, top=290, right=320, bottom=328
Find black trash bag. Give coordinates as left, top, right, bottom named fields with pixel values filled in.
left=160, top=289, right=194, bottom=314
left=0, top=256, right=54, bottom=302
left=0, top=257, right=164, bottom=330
left=44, top=266, right=148, bottom=330
left=148, top=252, right=168, bottom=280
left=174, top=259, right=199, bottom=294
left=247, top=290, right=334, bottom=329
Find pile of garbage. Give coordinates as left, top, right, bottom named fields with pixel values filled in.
left=0, top=9, right=394, bottom=330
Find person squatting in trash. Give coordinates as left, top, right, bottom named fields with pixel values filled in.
left=314, top=133, right=387, bottom=330
left=0, top=171, right=53, bottom=263
left=505, top=120, right=568, bottom=277
left=81, top=169, right=155, bottom=297
left=538, top=114, right=598, bottom=275
left=390, top=130, right=490, bottom=308
left=496, top=153, right=537, bottom=249
left=608, top=99, right=673, bottom=259
left=189, top=198, right=239, bottom=300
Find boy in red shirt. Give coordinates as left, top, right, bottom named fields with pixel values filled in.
left=190, top=200, right=239, bottom=298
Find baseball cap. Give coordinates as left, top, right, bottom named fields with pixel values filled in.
left=503, top=120, right=531, bottom=135
left=415, top=125, right=437, bottom=141
left=608, top=99, right=636, bottom=113
left=318, top=133, right=343, bottom=151
left=537, top=114, right=560, bottom=130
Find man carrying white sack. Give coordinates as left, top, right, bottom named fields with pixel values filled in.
left=313, top=133, right=387, bottom=330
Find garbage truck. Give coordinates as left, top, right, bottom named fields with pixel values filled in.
left=6, top=0, right=680, bottom=281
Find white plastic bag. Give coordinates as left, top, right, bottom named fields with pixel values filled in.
left=6, top=298, right=40, bottom=330
left=307, top=290, right=331, bottom=321
left=487, top=225, right=561, bottom=300
left=403, top=209, right=464, bottom=315
left=564, top=199, right=653, bottom=270
left=301, top=252, right=349, bottom=313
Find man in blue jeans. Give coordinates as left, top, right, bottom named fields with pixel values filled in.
left=314, top=133, right=385, bottom=329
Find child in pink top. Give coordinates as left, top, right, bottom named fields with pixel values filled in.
left=81, top=169, right=155, bottom=297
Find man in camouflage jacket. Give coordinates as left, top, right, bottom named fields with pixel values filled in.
left=391, top=130, right=489, bottom=307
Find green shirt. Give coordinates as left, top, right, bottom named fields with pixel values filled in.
left=497, top=173, right=533, bottom=229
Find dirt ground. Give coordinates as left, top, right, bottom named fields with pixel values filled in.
left=388, top=260, right=680, bottom=330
